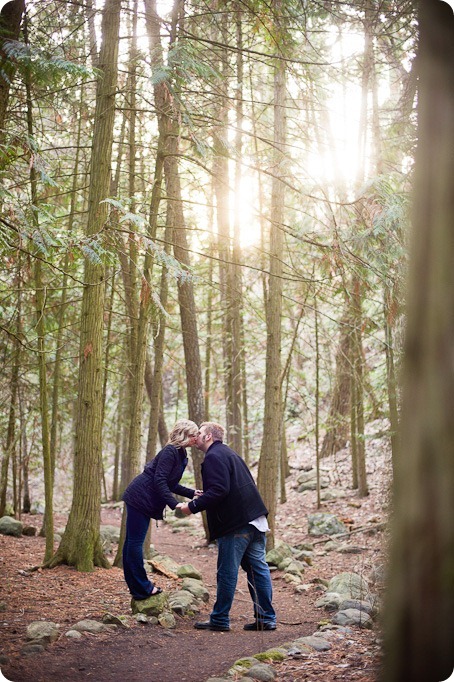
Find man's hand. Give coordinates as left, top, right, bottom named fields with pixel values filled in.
left=176, top=502, right=192, bottom=516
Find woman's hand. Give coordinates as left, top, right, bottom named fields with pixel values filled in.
left=176, top=502, right=192, bottom=516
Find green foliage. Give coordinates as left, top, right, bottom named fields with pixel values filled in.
left=80, top=238, right=107, bottom=266
left=2, top=40, right=97, bottom=87
left=101, top=197, right=196, bottom=283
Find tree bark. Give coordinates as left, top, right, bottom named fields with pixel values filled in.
left=0, top=0, right=25, bottom=136
left=49, top=0, right=121, bottom=571
left=257, top=6, right=286, bottom=547
left=320, top=307, right=351, bottom=458
left=382, top=2, right=454, bottom=680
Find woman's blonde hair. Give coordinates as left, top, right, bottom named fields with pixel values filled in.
left=168, top=419, right=198, bottom=447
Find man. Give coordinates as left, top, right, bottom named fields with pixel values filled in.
left=177, top=422, right=276, bottom=632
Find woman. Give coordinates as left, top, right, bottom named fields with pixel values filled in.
left=122, top=419, right=200, bottom=600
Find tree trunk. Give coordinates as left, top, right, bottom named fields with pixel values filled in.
left=257, top=8, right=286, bottom=547
left=23, top=13, right=53, bottom=560
left=384, top=285, right=399, bottom=474
left=0, top=328, right=20, bottom=517
left=0, top=0, right=25, bottom=136
left=350, top=278, right=368, bottom=497
left=381, top=3, right=454, bottom=680
left=212, top=9, right=235, bottom=445
left=230, top=8, right=244, bottom=456
left=320, top=307, right=351, bottom=458
left=48, top=0, right=121, bottom=571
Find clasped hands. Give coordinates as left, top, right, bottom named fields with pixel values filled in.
left=176, top=489, right=202, bottom=516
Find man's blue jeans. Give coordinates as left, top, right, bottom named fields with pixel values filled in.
left=210, top=524, right=276, bottom=628
left=123, top=504, right=154, bottom=599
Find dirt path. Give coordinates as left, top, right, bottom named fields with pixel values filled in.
left=1, top=443, right=387, bottom=681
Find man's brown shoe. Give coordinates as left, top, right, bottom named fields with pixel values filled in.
left=194, top=620, right=230, bottom=632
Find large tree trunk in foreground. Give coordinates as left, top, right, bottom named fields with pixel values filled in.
left=381, top=2, right=454, bottom=680
left=48, top=0, right=121, bottom=571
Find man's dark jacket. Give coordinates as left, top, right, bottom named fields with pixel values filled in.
left=188, top=440, right=268, bottom=540
left=122, top=444, right=194, bottom=519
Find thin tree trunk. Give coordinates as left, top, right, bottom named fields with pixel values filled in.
left=320, top=308, right=352, bottom=458
left=23, top=13, right=53, bottom=560
left=230, top=7, right=244, bottom=456
left=257, top=7, right=286, bottom=548
left=0, top=324, right=20, bottom=517
left=384, top=285, right=399, bottom=475
left=315, top=296, right=321, bottom=509
left=351, top=278, right=368, bottom=497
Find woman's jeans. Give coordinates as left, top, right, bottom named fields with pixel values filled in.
left=210, top=524, right=276, bottom=628
left=123, top=504, right=154, bottom=599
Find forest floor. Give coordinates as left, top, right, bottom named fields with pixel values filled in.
left=0, top=425, right=390, bottom=682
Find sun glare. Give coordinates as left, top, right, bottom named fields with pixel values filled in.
left=305, top=27, right=391, bottom=189
left=230, top=173, right=261, bottom=249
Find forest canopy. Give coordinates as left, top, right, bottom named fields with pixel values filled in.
left=1, top=0, right=415, bottom=555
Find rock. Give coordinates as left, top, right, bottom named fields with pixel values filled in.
left=65, top=630, right=83, bottom=639
left=283, top=573, right=302, bottom=586
left=147, top=554, right=180, bottom=576
left=286, top=643, right=313, bottom=655
left=284, top=559, right=306, bottom=576
left=327, top=572, right=369, bottom=601
left=26, top=621, right=59, bottom=645
left=102, top=613, right=130, bottom=628
left=278, top=557, right=292, bottom=570
left=320, top=489, right=347, bottom=501
left=99, top=525, right=120, bottom=553
left=332, top=608, right=373, bottom=629
left=293, top=635, right=331, bottom=651
left=131, top=590, right=168, bottom=616
left=296, top=469, right=329, bottom=485
left=0, top=516, right=23, bottom=537
left=168, top=589, right=199, bottom=615
left=293, top=549, right=313, bottom=564
left=254, top=648, right=287, bottom=662
left=265, top=540, right=293, bottom=566
left=176, top=564, right=203, bottom=580
left=71, top=619, right=111, bottom=634
left=297, top=477, right=330, bottom=492
left=307, top=513, right=347, bottom=536
left=247, top=662, right=277, bottom=681
left=337, top=544, right=364, bottom=554
left=338, top=598, right=375, bottom=616
left=315, top=592, right=344, bottom=611
left=230, top=657, right=259, bottom=675
left=158, top=612, right=176, bottom=629
left=181, top=577, right=209, bottom=602
left=21, top=644, right=46, bottom=655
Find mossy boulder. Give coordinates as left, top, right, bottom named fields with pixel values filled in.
left=131, top=591, right=168, bottom=616
left=254, top=648, right=286, bottom=662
